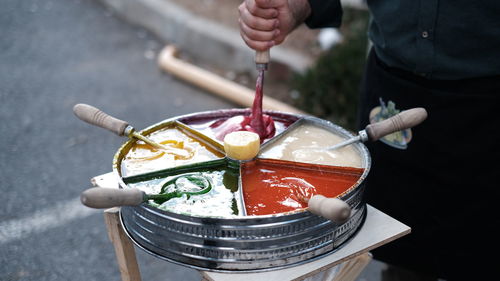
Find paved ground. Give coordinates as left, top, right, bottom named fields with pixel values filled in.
left=0, top=0, right=231, bottom=280
left=0, top=0, right=384, bottom=280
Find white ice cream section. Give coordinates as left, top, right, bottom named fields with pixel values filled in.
left=260, top=124, right=363, bottom=168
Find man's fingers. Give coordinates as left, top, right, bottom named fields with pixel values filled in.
left=240, top=20, right=279, bottom=42
left=245, top=0, right=278, bottom=19
left=240, top=30, right=275, bottom=51
left=239, top=4, right=278, bottom=31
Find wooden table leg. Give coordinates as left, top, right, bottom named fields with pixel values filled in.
left=332, top=252, right=372, bottom=281
left=104, top=207, right=142, bottom=281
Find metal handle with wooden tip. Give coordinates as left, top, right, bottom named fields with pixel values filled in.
left=326, top=107, right=428, bottom=151
left=308, top=195, right=351, bottom=224
left=73, top=103, right=189, bottom=156
left=73, top=103, right=129, bottom=136
left=366, top=107, right=428, bottom=141
left=80, top=187, right=145, bottom=209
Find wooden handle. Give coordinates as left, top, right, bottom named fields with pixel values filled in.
left=80, top=187, right=145, bottom=209
left=366, top=107, right=427, bottom=141
left=255, top=50, right=270, bottom=65
left=308, top=195, right=351, bottom=224
left=73, top=103, right=129, bottom=136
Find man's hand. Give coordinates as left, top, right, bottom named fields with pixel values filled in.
left=238, top=0, right=311, bottom=51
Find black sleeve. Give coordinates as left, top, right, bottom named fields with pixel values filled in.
left=304, top=0, right=343, bottom=28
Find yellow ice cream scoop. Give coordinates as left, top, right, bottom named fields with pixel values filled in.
left=223, top=131, right=260, bottom=161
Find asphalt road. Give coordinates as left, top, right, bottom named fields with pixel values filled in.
left=0, top=1, right=385, bottom=281
left=0, top=0, right=233, bottom=280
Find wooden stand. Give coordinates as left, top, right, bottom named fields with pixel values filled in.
left=92, top=173, right=410, bottom=281
left=104, top=208, right=142, bottom=281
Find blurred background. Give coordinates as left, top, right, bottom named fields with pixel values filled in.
left=0, top=0, right=384, bottom=280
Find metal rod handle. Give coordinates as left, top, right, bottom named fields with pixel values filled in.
left=326, top=135, right=362, bottom=151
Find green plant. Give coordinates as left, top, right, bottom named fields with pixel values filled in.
left=292, top=8, right=369, bottom=131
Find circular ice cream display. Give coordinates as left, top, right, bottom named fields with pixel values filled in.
left=113, top=110, right=371, bottom=271
left=116, top=112, right=366, bottom=219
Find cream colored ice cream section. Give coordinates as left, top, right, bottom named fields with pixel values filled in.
left=259, top=119, right=364, bottom=168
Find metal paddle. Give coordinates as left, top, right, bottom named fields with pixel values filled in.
left=81, top=173, right=212, bottom=209
left=73, top=103, right=189, bottom=157
left=327, top=107, right=428, bottom=151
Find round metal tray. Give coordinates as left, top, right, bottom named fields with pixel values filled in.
left=112, top=109, right=371, bottom=271
left=119, top=203, right=367, bottom=272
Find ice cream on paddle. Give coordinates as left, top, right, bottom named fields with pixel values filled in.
left=210, top=60, right=276, bottom=143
